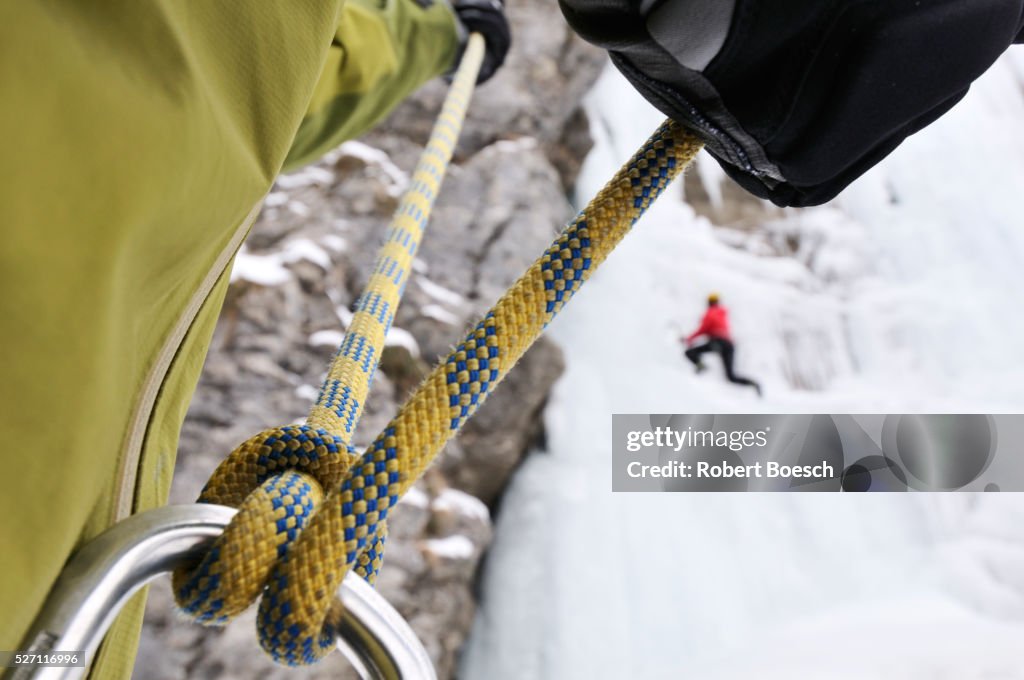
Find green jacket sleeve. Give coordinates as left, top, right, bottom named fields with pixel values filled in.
left=0, top=3, right=349, bottom=677
left=0, top=0, right=459, bottom=677
left=283, top=0, right=462, bottom=171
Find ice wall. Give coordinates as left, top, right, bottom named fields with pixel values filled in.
left=462, top=54, right=1024, bottom=679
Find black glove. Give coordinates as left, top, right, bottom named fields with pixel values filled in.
left=451, top=0, right=511, bottom=84
left=559, top=0, right=1024, bottom=207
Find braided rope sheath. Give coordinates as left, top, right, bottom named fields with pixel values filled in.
left=175, top=36, right=702, bottom=664
left=173, top=35, right=485, bottom=638
left=254, top=119, right=702, bottom=664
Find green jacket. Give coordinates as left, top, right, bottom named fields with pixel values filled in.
left=0, top=1, right=459, bottom=677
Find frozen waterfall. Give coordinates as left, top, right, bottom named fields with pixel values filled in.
left=461, top=53, right=1024, bottom=679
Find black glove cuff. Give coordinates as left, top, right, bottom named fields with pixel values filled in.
left=451, top=0, right=511, bottom=84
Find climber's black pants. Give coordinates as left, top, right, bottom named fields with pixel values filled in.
left=685, top=338, right=760, bottom=389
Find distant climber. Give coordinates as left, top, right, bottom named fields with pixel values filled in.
left=682, top=294, right=762, bottom=397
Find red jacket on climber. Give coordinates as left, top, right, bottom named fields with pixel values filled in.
left=685, top=293, right=731, bottom=343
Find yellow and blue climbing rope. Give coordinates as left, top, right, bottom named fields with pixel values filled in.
left=173, top=30, right=704, bottom=666
left=173, top=33, right=485, bottom=644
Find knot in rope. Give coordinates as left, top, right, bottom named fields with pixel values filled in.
left=171, top=426, right=354, bottom=625
left=172, top=423, right=395, bottom=663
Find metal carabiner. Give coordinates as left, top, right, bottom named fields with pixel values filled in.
left=5, top=505, right=435, bottom=680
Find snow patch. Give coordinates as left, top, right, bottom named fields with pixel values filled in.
left=320, top=234, right=347, bottom=253
left=231, top=248, right=292, bottom=286
left=337, top=140, right=409, bottom=195
left=385, top=327, right=420, bottom=357
left=433, top=488, right=490, bottom=522
left=230, top=238, right=333, bottom=286
left=294, top=384, right=320, bottom=401
left=334, top=306, right=354, bottom=328
left=274, top=165, right=335, bottom=190
left=400, top=486, right=430, bottom=509
left=423, top=535, right=475, bottom=560
left=309, top=330, right=344, bottom=348
left=264, top=192, right=289, bottom=208
left=281, top=238, right=331, bottom=269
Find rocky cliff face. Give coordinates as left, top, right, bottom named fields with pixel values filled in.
left=135, top=3, right=604, bottom=678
